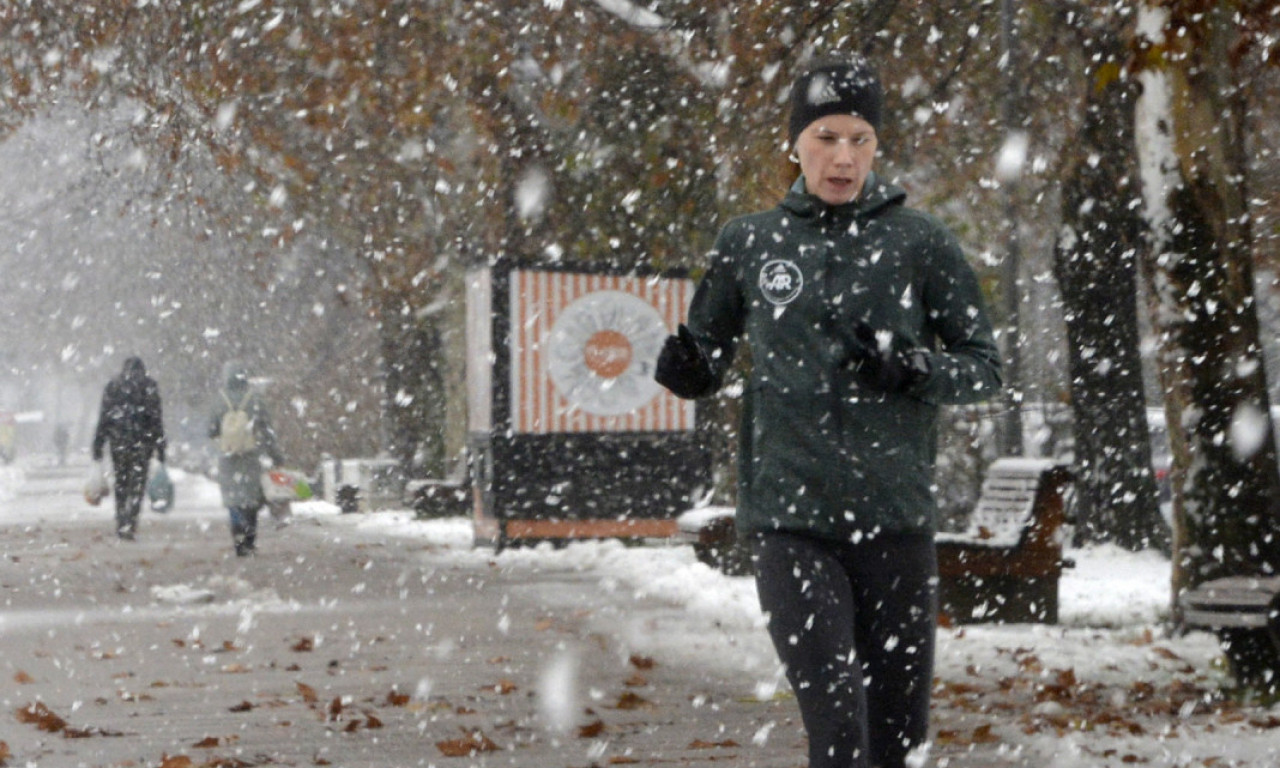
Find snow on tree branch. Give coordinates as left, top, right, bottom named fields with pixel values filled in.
left=585, top=0, right=727, bottom=88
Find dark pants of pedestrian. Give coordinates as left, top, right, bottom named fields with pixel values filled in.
left=752, top=531, right=937, bottom=768
left=228, top=505, right=261, bottom=556
left=111, top=449, right=150, bottom=539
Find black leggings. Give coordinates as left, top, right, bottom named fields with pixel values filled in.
left=752, top=532, right=937, bottom=768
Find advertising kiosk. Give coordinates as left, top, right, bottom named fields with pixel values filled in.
left=465, top=259, right=708, bottom=548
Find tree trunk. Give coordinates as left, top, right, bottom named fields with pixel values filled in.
left=995, top=0, right=1025, bottom=459
left=379, top=294, right=447, bottom=477
left=1136, top=4, right=1280, bottom=593
left=1053, top=26, right=1166, bottom=550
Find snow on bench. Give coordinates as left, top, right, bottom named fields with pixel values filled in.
left=936, top=458, right=1066, bottom=549
left=676, top=506, right=750, bottom=576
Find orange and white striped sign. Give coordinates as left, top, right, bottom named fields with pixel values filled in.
left=509, top=270, right=694, bottom=434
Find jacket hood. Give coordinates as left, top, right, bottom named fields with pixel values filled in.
left=222, top=361, right=251, bottom=395
left=780, top=172, right=906, bottom=220
left=122, top=356, right=146, bottom=380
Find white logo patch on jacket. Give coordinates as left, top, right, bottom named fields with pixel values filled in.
left=759, top=260, right=803, bottom=305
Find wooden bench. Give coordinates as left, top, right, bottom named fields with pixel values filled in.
left=676, top=458, right=1075, bottom=624
left=676, top=506, right=753, bottom=576
left=935, top=459, right=1075, bottom=624
left=406, top=474, right=471, bottom=520
left=1179, top=576, right=1280, bottom=692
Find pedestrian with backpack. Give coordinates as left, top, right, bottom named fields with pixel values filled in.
left=92, top=356, right=167, bottom=540
left=209, top=361, right=285, bottom=557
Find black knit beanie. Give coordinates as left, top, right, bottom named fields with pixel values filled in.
left=787, top=56, right=883, bottom=146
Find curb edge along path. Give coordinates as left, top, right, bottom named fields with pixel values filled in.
left=2, top=463, right=809, bottom=768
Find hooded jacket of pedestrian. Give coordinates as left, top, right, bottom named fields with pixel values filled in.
left=92, top=357, right=166, bottom=464
left=686, top=172, right=1003, bottom=542
left=208, top=363, right=283, bottom=509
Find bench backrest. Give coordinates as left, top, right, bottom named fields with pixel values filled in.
left=963, top=459, right=1074, bottom=548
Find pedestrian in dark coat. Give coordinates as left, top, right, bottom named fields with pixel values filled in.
left=208, top=362, right=284, bottom=557
left=656, top=55, right=1003, bottom=768
left=92, top=356, right=166, bottom=540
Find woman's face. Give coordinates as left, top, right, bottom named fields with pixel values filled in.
left=795, top=114, right=878, bottom=205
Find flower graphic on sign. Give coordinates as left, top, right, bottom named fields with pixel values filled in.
left=583, top=329, right=633, bottom=379
left=547, top=291, right=666, bottom=416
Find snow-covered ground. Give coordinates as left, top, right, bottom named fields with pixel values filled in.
left=316, top=497, right=1280, bottom=767
left=312, top=488, right=1279, bottom=766
left=3, top=458, right=1277, bottom=767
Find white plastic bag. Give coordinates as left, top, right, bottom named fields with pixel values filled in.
left=84, top=461, right=110, bottom=506
left=147, top=462, right=175, bottom=513
left=261, top=468, right=313, bottom=503
left=267, top=500, right=292, bottom=528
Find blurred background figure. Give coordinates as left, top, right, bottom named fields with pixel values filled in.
left=0, top=411, right=15, bottom=464
left=53, top=422, right=70, bottom=466
left=91, top=357, right=167, bottom=540
left=209, top=361, right=284, bottom=557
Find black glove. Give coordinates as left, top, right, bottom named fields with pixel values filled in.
left=655, top=324, right=717, bottom=399
left=844, top=321, right=931, bottom=393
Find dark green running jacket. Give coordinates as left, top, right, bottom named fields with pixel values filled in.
left=687, top=173, right=1003, bottom=541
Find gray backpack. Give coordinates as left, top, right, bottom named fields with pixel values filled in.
left=218, top=391, right=257, bottom=455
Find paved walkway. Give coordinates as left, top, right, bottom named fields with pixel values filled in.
left=1, top=461, right=1026, bottom=768
left=1, top=462, right=814, bottom=768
